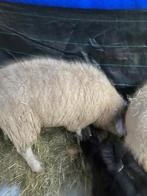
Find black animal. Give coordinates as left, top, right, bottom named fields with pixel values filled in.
left=80, top=125, right=147, bottom=196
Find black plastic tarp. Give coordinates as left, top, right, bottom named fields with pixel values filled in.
left=1, top=3, right=147, bottom=94
left=1, top=3, right=147, bottom=196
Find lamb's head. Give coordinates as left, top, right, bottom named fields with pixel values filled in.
left=93, top=95, right=127, bottom=137
left=110, top=100, right=127, bottom=137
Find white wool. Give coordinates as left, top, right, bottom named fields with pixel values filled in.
left=0, top=57, right=124, bottom=152
left=125, top=83, right=147, bottom=172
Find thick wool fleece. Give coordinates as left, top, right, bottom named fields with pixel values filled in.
left=125, top=83, right=147, bottom=172
left=0, top=57, right=124, bottom=152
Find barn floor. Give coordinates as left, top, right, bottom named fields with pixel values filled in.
left=0, top=128, right=92, bottom=196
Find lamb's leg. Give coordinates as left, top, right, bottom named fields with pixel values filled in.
left=76, top=129, right=82, bottom=137
left=75, top=129, right=82, bottom=145
left=77, top=127, right=94, bottom=140
left=67, top=127, right=83, bottom=143
left=18, top=147, right=44, bottom=173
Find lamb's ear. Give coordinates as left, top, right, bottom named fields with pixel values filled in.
left=115, top=117, right=126, bottom=137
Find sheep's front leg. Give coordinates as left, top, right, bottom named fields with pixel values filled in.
left=76, top=129, right=82, bottom=137
left=18, top=147, right=44, bottom=173
left=76, top=128, right=92, bottom=142
left=74, top=129, right=82, bottom=145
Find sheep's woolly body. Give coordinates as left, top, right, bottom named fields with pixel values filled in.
left=0, top=57, right=124, bottom=171
left=125, top=83, right=147, bottom=172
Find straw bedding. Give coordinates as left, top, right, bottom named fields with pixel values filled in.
left=0, top=127, right=92, bottom=196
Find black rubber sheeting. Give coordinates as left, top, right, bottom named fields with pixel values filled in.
left=1, top=3, right=147, bottom=93
left=1, top=3, right=147, bottom=196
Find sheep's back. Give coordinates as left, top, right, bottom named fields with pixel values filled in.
left=0, top=58, right=119, bottom=130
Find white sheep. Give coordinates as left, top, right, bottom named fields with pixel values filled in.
left=0, top=57, right=125, bottom=172
left=125, top=83, right=147, bottom=172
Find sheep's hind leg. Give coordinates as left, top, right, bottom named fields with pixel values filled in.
left=19, top=147, right=44, bottom=173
